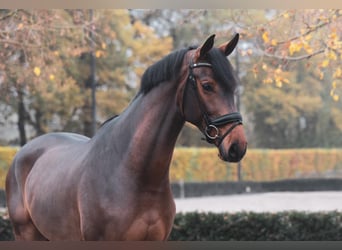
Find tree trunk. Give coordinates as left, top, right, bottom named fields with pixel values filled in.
left=82, top=92, right=93, bottom=137
left=17, top=88, right=27, bottom=146
left=34, top=108, right=45, bottom=136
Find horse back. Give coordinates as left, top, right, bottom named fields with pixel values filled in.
left=6, top=133, right=89, bottom=215
left=8, top=132, right=89, bottom=186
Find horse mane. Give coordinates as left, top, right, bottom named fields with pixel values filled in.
left=99, top=115, right=119, bottom=128
left=138, top=45, right=237, bottom=95
left=138, top=47, right=194, bottom=94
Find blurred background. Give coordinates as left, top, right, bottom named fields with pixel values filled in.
left=1, top=8, right=342, bottom=241
left=0, top=9, right=342, bottom=213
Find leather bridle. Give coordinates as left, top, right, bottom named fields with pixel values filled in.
left=182, top=61, right=243, bottom=146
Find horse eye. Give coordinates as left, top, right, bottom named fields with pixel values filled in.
left=202, top=83, right=214, bottom=92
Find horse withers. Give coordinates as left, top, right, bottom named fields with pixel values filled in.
left=6, top=34, right=247, bottom=240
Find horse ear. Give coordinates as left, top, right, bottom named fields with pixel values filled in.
left=219, top=33, right=239, bottom=56
left=194, top=34, right=216, bottom=61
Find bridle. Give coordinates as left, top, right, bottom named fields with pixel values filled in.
left=182, top=61, right=243, bottom=146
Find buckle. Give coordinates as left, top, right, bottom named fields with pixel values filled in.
left=205, top=124, right=219, bottom=140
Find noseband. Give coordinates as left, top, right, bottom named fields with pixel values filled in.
left=184, top=62, right=243, bottom=146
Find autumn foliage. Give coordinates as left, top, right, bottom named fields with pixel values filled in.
left=170, top=148, right=342, bottom=182
left=1, top=9, right=342, bottom=149
left=1, top=147, right=342, bottom=188
left=0, top=147, right=17, bottom=189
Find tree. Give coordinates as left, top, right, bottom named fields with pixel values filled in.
left=0, top=10, right=88, bottom=145
left=93, top=10, right=173, bottom=121
left=251, top=10, right=341, bottom=93
left=237, top=9, right=342, bottom=147
left=0, top=9, right=173, bottom=144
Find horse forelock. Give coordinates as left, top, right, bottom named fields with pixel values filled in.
left=206, top=48, right=237, bottom=93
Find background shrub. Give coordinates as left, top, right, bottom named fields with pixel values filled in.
left=168, top=211, right=342, bottom=241
left=2, top=212, right=342, bottom=241
left=2, top=147, right=342, bottom=188
left=0, top=147, right=17, bottom=190
left=170, top=148, right=342, bottom=182
left=0, top=216, right=14, bottom=241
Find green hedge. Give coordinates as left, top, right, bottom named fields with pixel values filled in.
left=0, top=216, right=14, bottom=241
left=168, top=212, right=342, bottom=241
left=1, top=212, right=342, bottom=241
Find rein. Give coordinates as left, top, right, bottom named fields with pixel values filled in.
left=184, top=62, right=243, bottom=146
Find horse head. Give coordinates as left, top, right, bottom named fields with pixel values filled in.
left=178, top=34, right=247, bottom=162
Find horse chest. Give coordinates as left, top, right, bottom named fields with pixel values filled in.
left=79, top=187, right=176, bottom=240
left=121, top=211, right=172, bottom=240
left=81, top=207, right=174, bottom=240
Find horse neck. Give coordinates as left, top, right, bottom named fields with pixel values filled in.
left=93, top=81, right=185, bottom=188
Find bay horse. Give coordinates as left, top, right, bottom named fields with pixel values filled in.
left=6, top=34, right=247, bottom=240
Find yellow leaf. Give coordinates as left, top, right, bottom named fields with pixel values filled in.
left=305, top=46, right=313, bottom=54
left=321, top=60, right=329, bottom=68
left=263, top=77, right=273, bottom=84
left=328, top=51, right=337, bottom=61
left=262, top=63, right=268, bottom=71
left=262, top=31, right=269, bottom=43
left=333, top=68, right=342, bottom=78
left=17, top=23, right=23, bottom=29
left=275, top=68, right=282, bottom=75
left=304, top=34, right=312, bottom=41
left=283, top=12, right=289, bottom=18
left=330, top=32, right=337, bottom=40
left=283, top=78, right=290, bottom=84
left=49, top=74, right=55, bottom=81
left=289, top=42, right=301, bottom=55
left=95, top=50, right=104, bottom=58
left=333, top=94, right=339, bottom=102
left=271, top=39, right=277, bottom=46
left=275, top=79, right=283, bottom=88
left=33, top=67, right=41, bottom=77
left=101, top=42, right=107, bottom=50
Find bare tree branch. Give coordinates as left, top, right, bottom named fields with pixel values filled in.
left=276, top=10, right=342, bottom=45
left=262, top=48, right=326, bottom=62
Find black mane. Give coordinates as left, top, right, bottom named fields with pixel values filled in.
left=139, top=47, right=191, bottom=94
left=138, top=45, right=237, bottom=94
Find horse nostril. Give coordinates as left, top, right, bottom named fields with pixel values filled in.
left=221, top=142, right=247, bottom=162
left=228, top=143, right=239, bottom=161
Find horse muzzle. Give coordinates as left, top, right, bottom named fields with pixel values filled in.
left=219, top=140, right=247, bottom=162
left=217, top=121, right=247, bottom=162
